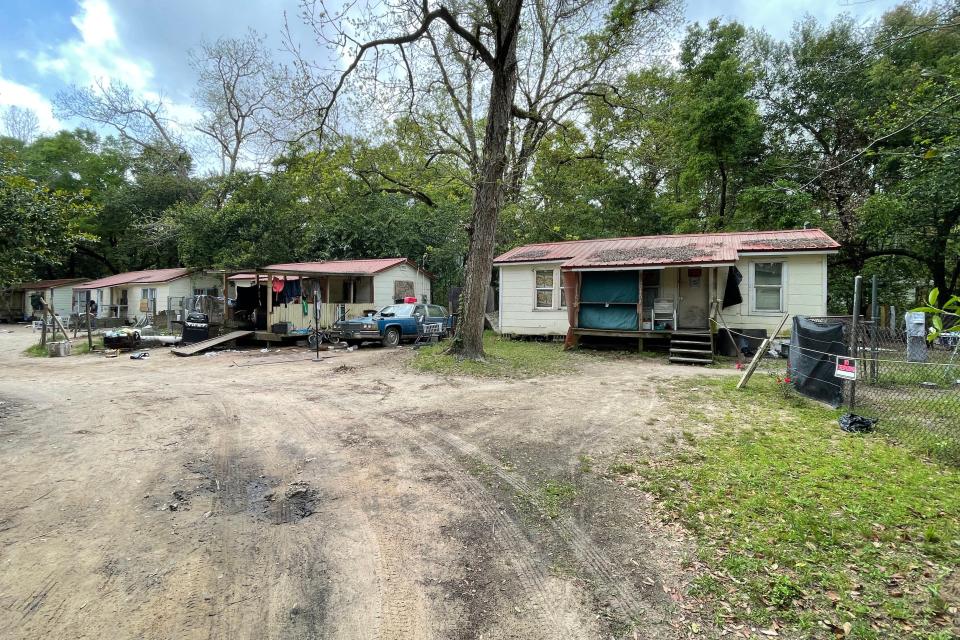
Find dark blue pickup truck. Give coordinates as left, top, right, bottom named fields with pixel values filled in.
left=333, top=303, right=450, bottom=347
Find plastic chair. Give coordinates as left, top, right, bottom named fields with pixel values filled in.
left=653, top=298, right=677, bottom=331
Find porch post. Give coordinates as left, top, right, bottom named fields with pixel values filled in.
left=637, top=270, right=643, bottom=352
left=266, top=275, right=273, bottom=323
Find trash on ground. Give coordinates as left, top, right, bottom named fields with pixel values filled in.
left=839, top=413, right=877, bottom=433
left=130, top=351, right=150, bottom=360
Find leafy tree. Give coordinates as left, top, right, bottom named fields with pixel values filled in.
left=0, top=160, right=95, bottom=286
left=678, top=19, right=763, bottom=229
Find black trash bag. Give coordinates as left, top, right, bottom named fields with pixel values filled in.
left=839, top=413, right=877, bottom=433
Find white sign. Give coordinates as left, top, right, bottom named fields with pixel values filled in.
left=835, top=356, right=857, bottom=380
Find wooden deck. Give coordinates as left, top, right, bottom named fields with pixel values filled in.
left=572, top=327, right=709, bottom=338
left=572, top=327, right=715, bottom=364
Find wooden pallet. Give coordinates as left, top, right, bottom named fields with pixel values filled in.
left=171, top=330, right=254, bottom=357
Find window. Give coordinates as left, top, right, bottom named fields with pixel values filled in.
left=141, top=288, right=157, bottom=301
left=535, top=270, right=554, bottom=309
left=560, top=282, right=567, bottom=308
left=194, top=288, right=218, bottom=296
left=752, top=262, right=784, bottom=312
left=428, top=305, right=446, bottom=317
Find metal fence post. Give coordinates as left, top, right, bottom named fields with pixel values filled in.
left=871, top=275, right=879, bottom=383
left=850, top=275, right=862, bottom=412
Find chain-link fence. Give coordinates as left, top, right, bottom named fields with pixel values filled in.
left=167, top=295, right=226, bottom=332
left=781, top=310, right=960, bottom=464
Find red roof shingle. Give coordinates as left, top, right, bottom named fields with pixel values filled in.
left=494, top=229, right=839, bottom=269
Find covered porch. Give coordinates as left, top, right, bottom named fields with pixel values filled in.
left=563, top=264, right=727, bottom=362
left=226, top=269, right=379, bottom=337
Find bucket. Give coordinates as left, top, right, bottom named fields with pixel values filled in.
left=47, top=341, right=72, bottom=357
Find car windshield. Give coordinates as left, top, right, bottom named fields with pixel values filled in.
left=377, top=304, right=414, bottom=317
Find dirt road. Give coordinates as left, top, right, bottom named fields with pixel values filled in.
left=0, top=326, right=720, bottom=639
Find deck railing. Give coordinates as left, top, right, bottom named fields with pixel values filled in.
left=267, top=303, right=374, bottom=330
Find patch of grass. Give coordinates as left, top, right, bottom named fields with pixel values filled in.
left=23, top=342, right=49, bottom=357
left=536, top=480, right=577, bottom=519
left=642, top=375, right=960, bottom=639
left=608, top=462, right=636, bottom=475
left=23, top=337, right=103, bottom=357
left=577, top=454, right=593, bottom=474
left=412, top=331, right=577, bottom=378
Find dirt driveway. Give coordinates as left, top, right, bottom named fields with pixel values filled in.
left=0, top=326, right=724, bottom=639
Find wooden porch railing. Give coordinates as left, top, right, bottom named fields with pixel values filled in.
left=267, top=303, right=374, bottom=330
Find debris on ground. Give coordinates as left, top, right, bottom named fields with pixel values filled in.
left=839, top=413, right=877, bottom=433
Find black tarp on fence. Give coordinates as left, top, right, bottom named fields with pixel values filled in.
left=789, top=316, right=848, bottom=407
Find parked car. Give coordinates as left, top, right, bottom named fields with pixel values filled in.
left=333, top=303, right=449, bottom=347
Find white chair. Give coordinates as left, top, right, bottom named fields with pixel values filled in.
left=652, top=298, right=677, bottom=331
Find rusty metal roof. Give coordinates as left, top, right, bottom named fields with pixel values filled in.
left=228, top=258, right=424, bottom=280
left=15, top=278, right=89, bottom=290
left=75, top=268, right=195, bottom=289
left=494, top=229, right=839, bottom=269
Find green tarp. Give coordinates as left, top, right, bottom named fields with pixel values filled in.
left=579, top=271, right=639, bottom=304
left=578, top=271, right=640, bottom=330
left=578, top=304, right=639, bottom=330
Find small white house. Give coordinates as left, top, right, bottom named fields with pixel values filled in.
left=74, top=268, right=221, bottom=324
left=4, top=278, right=89, bottom=321
left=494, top=229, right=839, bottom=359
left=227, top=258, right=433, bottom=331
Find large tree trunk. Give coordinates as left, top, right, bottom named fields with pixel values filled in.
left=449, top=0, right=522, bottom=360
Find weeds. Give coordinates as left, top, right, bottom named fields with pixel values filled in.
left=641, top=375, right=960, bottom=638
left=412, top=331, right=578, bottom=379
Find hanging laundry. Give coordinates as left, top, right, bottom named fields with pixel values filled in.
left=283, top=278, right=302, bottom=301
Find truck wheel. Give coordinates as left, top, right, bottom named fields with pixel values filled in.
left=382, top=327, right=401, bottom=348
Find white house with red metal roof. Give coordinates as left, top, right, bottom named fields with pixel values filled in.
left=74, top=268, right=221, bottom=324
left=493, top=229, right=839, bottom=362
left=226, top=258, right=433, bottom=332
left=0, top=278, right=89, bottom=322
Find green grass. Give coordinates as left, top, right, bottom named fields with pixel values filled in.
left=23, top=337, right=103, bottom=357
left=412, top=331, right=577, bottom=378
left=23, top=342, right=48, bottom=357
left=536, top=480, right=577, bottom=519
left=639, top=376, right=960, bottom=639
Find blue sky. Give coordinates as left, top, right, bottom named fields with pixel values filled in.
left=0, top=0, right=906, bottom=135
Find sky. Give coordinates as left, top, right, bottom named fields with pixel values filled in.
left=0, top=0, right=907, bottom=137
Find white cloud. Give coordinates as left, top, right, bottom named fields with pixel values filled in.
left=32, top=0, right=153, bottom=92
left=0, top=65, right=61, bottom=132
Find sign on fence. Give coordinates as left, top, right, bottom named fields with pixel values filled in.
left=835, top=356, right=858, bottom=380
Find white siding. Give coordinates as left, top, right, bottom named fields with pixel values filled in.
left=124, top=273, right=221, bottom=320
left=22, top=287, right=74, bottom=318
left=498, top=254, right=829, bottom=337
left=716, top=254, right=828, bottom=336
left=372, top=264, right=432, bottom=306
left=498, top=263, right=570, bottom=336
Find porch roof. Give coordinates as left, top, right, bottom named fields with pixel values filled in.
left=494, top=229, right=839, bottom=270
left=15, top=277, right=89, bottom=291
left=227, top=258, right=431, bottom=279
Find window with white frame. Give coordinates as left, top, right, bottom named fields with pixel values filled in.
left=751, top=262, right=784, bottom=312
left=535, top=269, right=555, bottom=309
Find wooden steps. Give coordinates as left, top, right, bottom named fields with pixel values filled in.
left=171, top=330, right=254, bottom=357
left=669, top=331, right=713, bottom=365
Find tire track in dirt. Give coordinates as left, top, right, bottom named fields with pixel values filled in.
left=298, top=394, right=586, bottom=640
left=204, top=399, right=274, bottom=640
left=420, top=422, right=671, bottom=632
left=369, top=413, right=587, bottom=640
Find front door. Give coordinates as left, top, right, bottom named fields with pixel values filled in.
left=677, top=267, right=709, bottom=328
